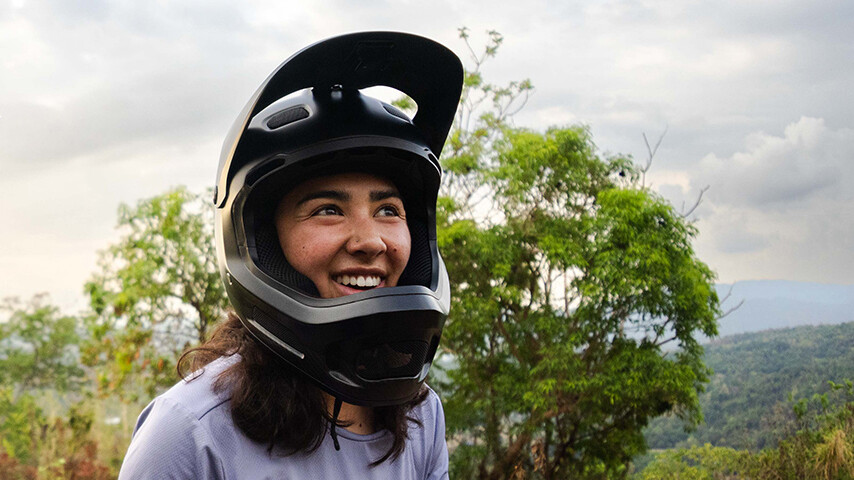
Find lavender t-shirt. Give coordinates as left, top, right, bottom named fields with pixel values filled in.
left=118, top=357, right=449, bottom=480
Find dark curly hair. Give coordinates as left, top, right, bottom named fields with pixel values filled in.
left=177, top=313, right=429, bottom=465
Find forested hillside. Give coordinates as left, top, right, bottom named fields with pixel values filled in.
left=645, top=321, right=854, bottom=450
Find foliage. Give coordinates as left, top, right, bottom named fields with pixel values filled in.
left=83, top=187, right=227, bottom=401
left=433, top=29, right=720, bottom=479
left=0, top=389, right=113, bottom=480
left=0, top=388, right=44, bottom=464
left=0, top=294, right=84, bottom=394
left=636, top=444, right=750, bottom=479
left=637, top=379, right=854, bottom=479
left=645, top=322, right=854, bottom=451
left=0, top=295, right=116, bottom=477
left=758, top=380, right=854, bottom=480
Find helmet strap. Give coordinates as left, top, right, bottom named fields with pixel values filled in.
left=330, top=397, right=343, bottom=451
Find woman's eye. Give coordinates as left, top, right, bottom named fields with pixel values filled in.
left=376, top=205, right=402, bottom=217
left=312, top=205, right=342, bottom=216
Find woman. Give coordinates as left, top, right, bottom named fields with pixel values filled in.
left=118, top=32, right=462, bottom=479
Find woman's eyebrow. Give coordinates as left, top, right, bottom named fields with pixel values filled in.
left=370, top=190, right=402, bottom=202
left=296, top=190, right=350, bottom=206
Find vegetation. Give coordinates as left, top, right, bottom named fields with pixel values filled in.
left=0, top=296, right=113, bottom=478
left=645, top=322, right=854, bottom=451
left=83, top=187, right=227, bottom=402
left=0, top=188, right=227, bottom=478
left=418, top=28, right=720, bottom=479
left=637, top=379, right=854, bottom=479
left=0, top=295, right=84, bottom=395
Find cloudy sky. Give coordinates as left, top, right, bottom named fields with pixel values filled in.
left=2, top=0, right=852, bottom=311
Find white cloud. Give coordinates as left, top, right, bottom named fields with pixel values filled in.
left=697, top=117, right=853, bottom=209
left=688, top=117, right=854, bottom=283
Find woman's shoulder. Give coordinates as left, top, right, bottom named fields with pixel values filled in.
left=129, top=355, right=240, bottom=442
left=412, top=385, right=444, bottom=425
left=406, top=386, right=449, bottom=479
left=156, top=355, right=238, bottom=419
left=401, top=385, right=447, bottom=458
left=118, top=356, right=241, bottom=479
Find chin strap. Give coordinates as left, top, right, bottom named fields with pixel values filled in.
left=330, top=397, right=343, bottom=451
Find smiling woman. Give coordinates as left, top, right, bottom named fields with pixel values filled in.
left=275, top=173, right=412, bottom=299
left=117, top=31, right=462, bottom=479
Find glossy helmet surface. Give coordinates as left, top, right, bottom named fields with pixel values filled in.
left=214, top=32, right=462, bottom=406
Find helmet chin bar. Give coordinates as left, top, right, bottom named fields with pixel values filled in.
left=226, top=271, right=447, bottom=407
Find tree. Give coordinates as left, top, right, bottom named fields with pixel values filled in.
left=0, top=294, right=84, bottom=395
left=430, top=29, right=720, bottom=479
left=635, top=444, right=749, bottom=480
left=0, top=387, right=113, bottom=479
left=84, top=187, right=227, bottom=400
left=0, top=295, right=112, bottom=477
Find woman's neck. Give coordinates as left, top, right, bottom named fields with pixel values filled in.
left=324, top=393, right=375, bottom=434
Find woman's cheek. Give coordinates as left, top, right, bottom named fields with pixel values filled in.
left=390, top=229, right=412, bottom=265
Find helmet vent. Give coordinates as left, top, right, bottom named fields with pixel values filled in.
left=355, top=340, right=429, bottom=380
left=267, top=106, right=310, bottom=129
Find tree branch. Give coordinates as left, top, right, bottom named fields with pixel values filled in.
left=641, top=126, right=668, bottom=187
left=681, top=185, right=709, bottom=218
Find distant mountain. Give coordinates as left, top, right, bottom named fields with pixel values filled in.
left=713, top=280, right=854, bottom=337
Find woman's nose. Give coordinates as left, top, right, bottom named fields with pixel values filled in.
left=345, top=219, right=387, bottom=258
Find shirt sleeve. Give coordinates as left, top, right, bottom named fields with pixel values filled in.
left=425, top=391, right=450, bottom=480
left=118, top=397, right=226, bottom=480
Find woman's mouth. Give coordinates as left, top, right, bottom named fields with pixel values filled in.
left=334, top=274, right=382, bottom=289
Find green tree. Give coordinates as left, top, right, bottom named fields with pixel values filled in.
left=0, top=294, right=84, bottom=395
left=432, top=29, right=720, bottom=479
left=636, top=444, right=749, bottom=480
left=0, top=389, right=113, bottom=479
left=0, top=388, right=44, bottom=465
left=84, top=187, right=227, bottom=400
left=0, top=295, right=112, bottom=476
left=761, top=381, right=854, bottom=480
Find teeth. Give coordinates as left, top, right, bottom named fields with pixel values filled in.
left=335, top=275, right=381, bottom=288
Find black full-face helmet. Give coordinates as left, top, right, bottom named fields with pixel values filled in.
left=214, top=32, right=462, bottom=407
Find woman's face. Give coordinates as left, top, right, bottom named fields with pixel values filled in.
left=275, top=172, right=411, bottom=299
